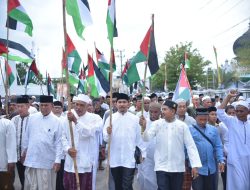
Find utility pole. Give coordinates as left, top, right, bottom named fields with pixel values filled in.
left=115, top=49, right=125, bottom=77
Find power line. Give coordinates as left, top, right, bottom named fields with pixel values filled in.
left=218, top=0, right=246, bottom=18
left=213, top=17, right=250, bottom=38
left=209, top=0, right=229, bottom=14
left=199, top=0, right=214, bottom=10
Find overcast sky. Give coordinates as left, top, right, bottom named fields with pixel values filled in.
left=0, top=0, right=249, bottom=78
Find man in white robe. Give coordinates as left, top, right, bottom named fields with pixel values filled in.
left=141, top=100, right=202, bottom=190
left=11, top=95, right=31, bottom=190
left=62, top=94, right=102, bottom=190
left=103, top=93, right=142, bottom=190
left=0, top=117, right=17, bottom=190
left=22, top=95, right=62, bottom=190
left=137, top=102, right=162, bottom=190
left=217, top=90, right=250, bottom=190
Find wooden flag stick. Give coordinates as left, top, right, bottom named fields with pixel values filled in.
left=106, top=47, right=114, bottom=184
left=4, top=0, right=11, bottom=116
left=62, top=0, right=80, bottom=189
left=141, top=14, right=154, bottom=134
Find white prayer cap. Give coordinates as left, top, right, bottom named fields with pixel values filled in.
left=235, top=101, right=249, bottom=109
left=175, top=98, right=186, bottom=104
left=202, top=96, right=211, bottom=101
left=192, top=95, right=199, bottom=99
left=238, top=96, right=245, bottom=101
left=76, top=94, right=91, bottom=104
left=72, top=96, right=78, bottom=102
left=144, top=97, right=150, bottom=101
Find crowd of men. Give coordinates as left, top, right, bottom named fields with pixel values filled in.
left=0, top=90, right=249, bottom=190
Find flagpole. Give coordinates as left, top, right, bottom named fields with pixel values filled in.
left=62, top=0, right=80, bottom=189
left=4, top=0, right=10, bottom=116
left=107, top=46, right=113, bottom=184
left=213, top=46, right=221, bottom=88
left=141, top=14, right=154, bottom=134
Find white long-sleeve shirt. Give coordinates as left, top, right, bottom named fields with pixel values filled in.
left=0, top=118, right=17, bottom=171
left=103, top=111, right=142, bottom=168
left=62, top=111, right=103, bottom=173
left=12, top=114, right=30, bottom=161
left=142, top=118, right=201, bottom=172
left=22, top=112, right=63, bottom=169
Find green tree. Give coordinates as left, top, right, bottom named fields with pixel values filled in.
left=151, top=42, right=210, bottom=91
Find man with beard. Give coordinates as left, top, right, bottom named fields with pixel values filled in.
left=138, top=102, right=162, bottom=190
left=217, top=90, right=250, bottom=190
left=62, top=94, right=102, bottom=190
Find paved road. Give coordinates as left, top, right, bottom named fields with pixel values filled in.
left=14, top=165, right=223, bottom=190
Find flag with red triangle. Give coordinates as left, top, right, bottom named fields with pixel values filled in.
left=172, top=65, right=192, bottom=101
left=5, top=60, right=15, bottom=86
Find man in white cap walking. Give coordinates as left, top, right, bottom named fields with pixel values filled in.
left=217, top=90, right=250, bottom=190
left=62, top=94, right=102, bottom=190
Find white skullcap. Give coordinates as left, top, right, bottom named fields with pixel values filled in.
left=238, top=96, right=245, bottom=101
left=72, top=96, right=78, bottom=102
left=144, top=97, right=150, bottom=101
left=175, top=98, right=186, bottom=104
left=192, top=95, right=199, bottom=99
left=202, top=96, right=211, bottom=101
left=76, top=94, right=91, bottom=103
left=235, top=101, right=249, bottom=109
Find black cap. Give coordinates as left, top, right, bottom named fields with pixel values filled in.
left=158, top=96, right=163, bottom=101
left=163, top=100, right=178, bottom=110
left=149, top=93, right=157, bottom=99
left=112, top=92, right=119, bottom=99
left=168, top=92, right=174, bottom=97
left=40, top=95, right=53, bottom=103
left=117, top=93, right=129, bottom=101
left=196, top=107, right=208, bottom=115
left=136, top=94, right=143, bottom=100
left=17, top=96, right=29, bottom=104
left=208, top=106, right=217, bottom=113
left=53, top=101, right=63, bottom=107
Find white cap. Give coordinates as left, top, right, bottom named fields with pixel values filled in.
left=202, top=96, right=211, bottom=101
left=175, top=98, right=186, bottom=104
left=238, top=96, right=245, bottom=101
left=235, top=101, right=249, bottom=109
left=76, top=94, right=91, bottom=104
left=144, top=97, right=150, bottom=101
left=192, top=95, right=199, bottom=99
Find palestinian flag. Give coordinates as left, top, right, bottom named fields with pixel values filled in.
left=126, top=22, right=159, bottom=85
left=66, top=0, right=93, bottom=39
left=121, top=60, right=131, bottom=85
left=87, top=54, right=99, bottom=97
left=0, top=38, right=33, bottom=63
left=184, top=52, right=190, bottom=69
left=47, top=73, right=55, bottom=97
left=0, top=42, right=8, bottom=55
left=93, top=60, right=110, bottom=96
left=67, top=34, right=81, bottom=75
left=87, top=54, right=110, bottom=97
left=77, top=68, right=87, bottom=94
left=7, top=0, right=33, bottom=36
left=106, top=0, right=118, bottom=46
left=69, top=71, right=80, bottom=88
left=172, top=65, right=191, bottom=101
left=24, top=60, right=41, bottom=87
left=5, top=60, right=15, bottom=86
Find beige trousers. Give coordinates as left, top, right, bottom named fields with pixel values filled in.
left=24, top=167, right=56, bottom=190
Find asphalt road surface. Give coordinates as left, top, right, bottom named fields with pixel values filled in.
left=14, top=164, right=223, bottom=190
